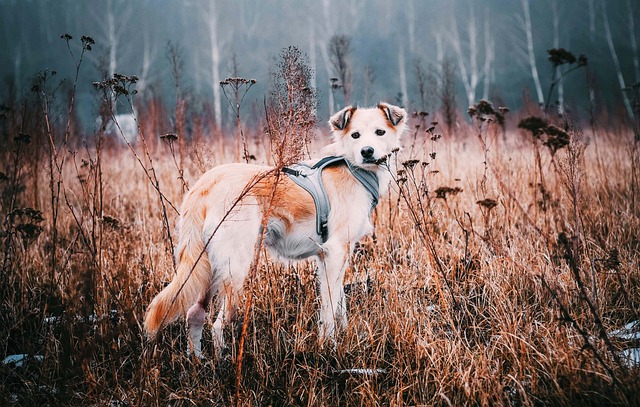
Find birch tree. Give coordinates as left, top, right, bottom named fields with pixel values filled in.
left=106, top=0, right=117, bottom=79
left=398, top=44, right=408, bottom=108
left=602, top=0, right=633, bottom=119
left=90, top=0, right=133, bottom=80
left=551, top=0, right=564, bottom=114
left=203, top=0, right=223, bottom=128
left=407, top=0, right=416, bottom=55
left=210, top=0, right=223, bottom=129
left=449, top=7, right=478, bottom=107
left=521, top=0, right=544, bottom=106
left=89, top=0, right=135, bottom=113
left=319, top=0, right=335, bottom=114
left=482, top=8, right=495, bottom=101
left=137, top=27, right=161, bottom=97
left=449, top=3, right=493, bottom=107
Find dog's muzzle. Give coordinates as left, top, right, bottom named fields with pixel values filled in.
left=361, top=146, right=375, bottom=163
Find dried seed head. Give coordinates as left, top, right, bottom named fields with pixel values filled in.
left=402, top=159, right=420, bottom=170
left=467, top=106, right=477, bottom=118
left=543, top=125, right=570, bottom=154
left=518, top=116, right=548, bottom=138
left=547, top=48, right=577, bottom=66
left=435, top=186, right=463, bottom=199
left=160, top=132, right=178, bottom=143
left=477, top=198, right=498, bottom=210
left=469, top=100, right=505, bottom=125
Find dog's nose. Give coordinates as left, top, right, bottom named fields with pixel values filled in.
left=361, top=146, right=374, bottom=159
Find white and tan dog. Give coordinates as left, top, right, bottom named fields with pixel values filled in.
left=144, top=103, right=407, bottom=357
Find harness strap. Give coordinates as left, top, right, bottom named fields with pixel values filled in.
left=283, top=156, right=379, bottom=242
left=344, top=160, right=379, bottom=208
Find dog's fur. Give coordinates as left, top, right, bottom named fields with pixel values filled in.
left=144, top=103, right=407, bottom=357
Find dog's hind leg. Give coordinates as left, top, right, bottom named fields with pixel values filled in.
left=316, top=240, right=350, bottom=344
left=210, top=285, right=240, bottom=357
left=209, top=252, right=254, bottom=358
left=204, top=206, right=261, bottom=358
left=186, top=289, right=212, bottom=358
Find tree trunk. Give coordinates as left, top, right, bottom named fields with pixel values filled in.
left=107, top=0, right=117, bottom=79
left=552, top=0, right=564, bottom=114
left=450, top=15, right=472, bottom=106
left=450, top=6, right=479, bottom=107
left=407, top=0, right=416, bottom=55
left=468, top=2, right=478, bottom=105
left=139, top=30, right=152, bottom=96
left=398, top=44, right=408, bottom=108
left=321, top=0, right=335, bottom=114
left=482, top=10, right=494, bottom=101
left=208, top=0, right=222, bottom=129
left=602, top=0, right=634, bottom=119
left=522, top=0, right=544, bottom=106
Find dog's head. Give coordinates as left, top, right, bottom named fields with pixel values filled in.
left=327, top=103, right=407, bottom=168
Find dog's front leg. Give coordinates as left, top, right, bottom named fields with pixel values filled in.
left=316, top=241, right=349, bottom=344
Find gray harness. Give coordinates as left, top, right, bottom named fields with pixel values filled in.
left=282, top=156, right=379, bottom=242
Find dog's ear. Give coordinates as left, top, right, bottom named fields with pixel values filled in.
left=378, top=102, right=407, bottom=127
left=329, top=106, right=356, bottom=131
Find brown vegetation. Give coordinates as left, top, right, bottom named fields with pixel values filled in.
left=1, top=46, right=639, bottom=407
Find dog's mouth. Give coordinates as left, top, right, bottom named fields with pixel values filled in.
left=362, top=156, right=388, bottom=165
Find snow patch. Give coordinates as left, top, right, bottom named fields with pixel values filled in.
left=3, top=354, right=43, bottom=367
left=620, top=348, right=640, bottom=368
left=609, top=320, right=640, bottom=341
left=609, top=320, right=640, bottom=369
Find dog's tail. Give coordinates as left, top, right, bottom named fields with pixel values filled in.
left=144, top=193, right=211, bottom=339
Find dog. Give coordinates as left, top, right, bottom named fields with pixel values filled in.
left=143, top=103, right=407, bottom=357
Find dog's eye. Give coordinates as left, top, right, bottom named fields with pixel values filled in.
left=375, top=129, right=386, bottom=136
left=351, top=132, right=360, bottom=139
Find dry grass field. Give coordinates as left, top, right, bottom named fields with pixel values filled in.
left=1, top=57, right=640, bottom=405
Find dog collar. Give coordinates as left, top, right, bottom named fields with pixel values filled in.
left=283, top=156, right=379, bottom=242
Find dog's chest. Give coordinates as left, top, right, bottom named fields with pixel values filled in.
left=263, top=206, right=373, bottom=262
